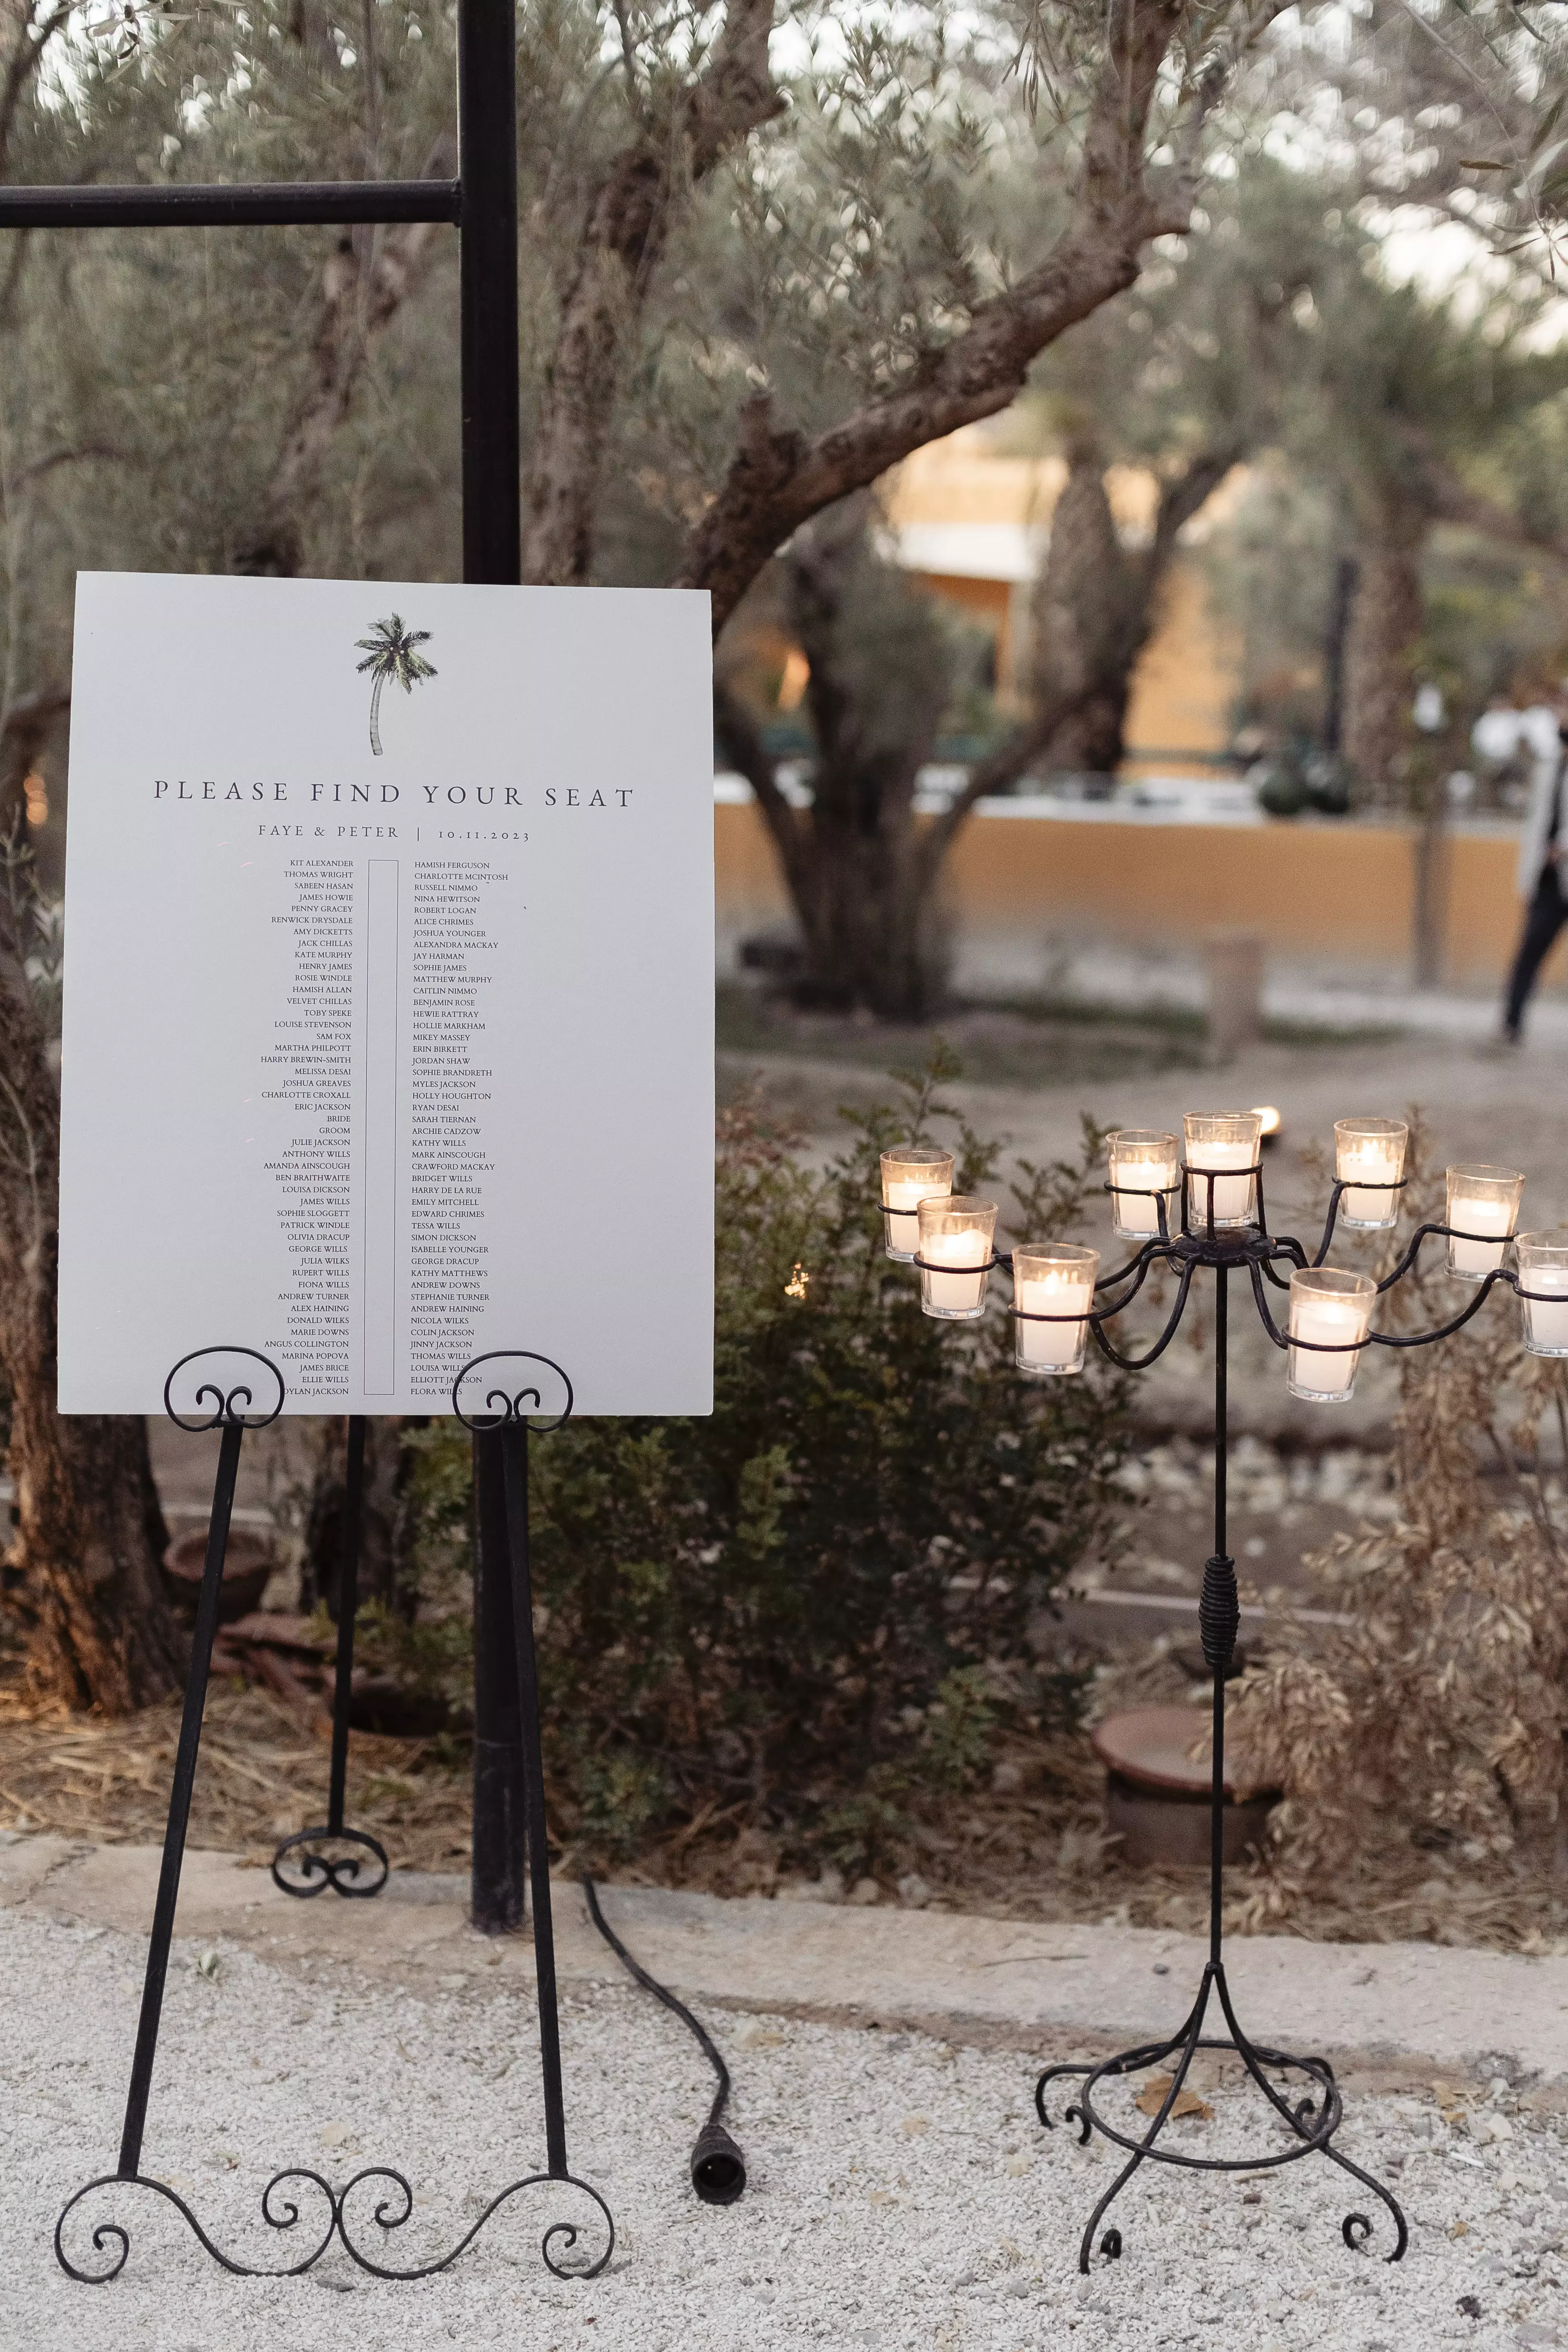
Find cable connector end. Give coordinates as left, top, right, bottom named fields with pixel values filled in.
left=690, top=2119, right=746, bottom=2205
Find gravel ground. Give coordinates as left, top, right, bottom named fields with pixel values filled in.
left=3, top=1910, right=1566, bottom=2350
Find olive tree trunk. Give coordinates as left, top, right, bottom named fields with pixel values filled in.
left=0, top=706, right=181, bottom=1710
left=1341, top=513, right=1424, bottom=804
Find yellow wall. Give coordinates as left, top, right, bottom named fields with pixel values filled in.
left=716, top=801, right=1567, bottom=989
left=1121, top=561, right=1242, bottom=773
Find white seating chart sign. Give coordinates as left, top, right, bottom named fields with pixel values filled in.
left=58, top=573, right=715, bottom=1416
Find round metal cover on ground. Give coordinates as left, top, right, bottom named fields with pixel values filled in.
left=1091, top=1706, right=1237, bottom=1797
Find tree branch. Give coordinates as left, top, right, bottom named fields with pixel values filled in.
left=521, top=0, right=784, bottom=588
left=0, top=0, right=73, bottom=185
left=678, top=0, right=1200, bottom=634
left=713, top=676, right=811, bottom=904
left=236, top=192, right=449, bottom=575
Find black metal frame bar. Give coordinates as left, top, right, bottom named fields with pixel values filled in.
left=889, top=1156, right=1541, bottom=2272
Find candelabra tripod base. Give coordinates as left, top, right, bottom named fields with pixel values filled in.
left=270, top=1824, right=390, bottom=1898
left=1036, top=1958, right=1408, bottom=2274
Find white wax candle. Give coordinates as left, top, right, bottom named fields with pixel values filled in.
left=924, top=1227, right=989, bottom=1313
left=886, top=1178, right=943, bottom=1254
left=1340, top=1143, right=1400, bottom=1223
left=1187, top=1138, right=1255, bottom=1225
left=1449, top=1195, right=1513, bottom=1276
left=1523, top=1267, right=1568, bottom=1352
left=1289, top=1297, right=1365, bottom=1396
left=1016, top=1273, right=1094, bottom=1368
left=1111, top=1167, right=1172, bottom=1236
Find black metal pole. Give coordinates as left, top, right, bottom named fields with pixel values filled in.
left=498, top=1418, right=569, bottom=2178
left=326, top=1415, right=367, bottom=1835
left=1209, top=1265, right=1229, bottom=1968
left=458, top=0, right=521, bottom=588
left=472, top=1426, right=527, bottom=1930
left=118, top=1415, right=245, bottom=2180
left=458, top=0, right=524, bottom=1931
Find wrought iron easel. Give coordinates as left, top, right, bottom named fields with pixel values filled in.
left=893, top=1158, right=1543, bottom=2273
left=56, top=1348, right=615, bottom=2284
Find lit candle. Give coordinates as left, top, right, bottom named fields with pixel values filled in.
left=1446, top=1164, right=1524, bottom=1281
left=1013, top=1243, right=1100, bottom=1375
left=1107, top=1131, right=1179, bottom=1238
left=917, top=1195, right=997, bottom=1321
left=1517, top=1233, right=1568, bottom=1356
left=1184, top=1111, right=1263, bottom=1230
left=1334, top=1118, right=1408, bottom=1231
left=1287, top=1268, right=1374, bottom=1401
left=880, top=1147, right=953, bottom=1263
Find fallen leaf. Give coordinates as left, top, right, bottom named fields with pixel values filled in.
left=1135, top=2073, right=1213, bottom=2121
left=1450, top=2218, right=1469, bottom=2239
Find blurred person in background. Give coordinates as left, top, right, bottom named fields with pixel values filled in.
left=1479, top=685, right=1568, bottom=1044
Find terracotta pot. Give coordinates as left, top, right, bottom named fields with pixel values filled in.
left=162, top=1527, right=274, bottom=1624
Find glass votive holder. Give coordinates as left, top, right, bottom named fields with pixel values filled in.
left=916, top=1195, right=997, bottom=1321
left=1334, top=1117, right=1408, bottom=1230
left=1287, top=1267, right=1376, bottom=1402
left=1107, top=1130, right=1179, bottom=1238
left=1013, top=1243, right=1100, bottom=1376
left=1516, top=1231, right=1568, bottom=1357
left=1446, top=1164, right=1524, bottom=1282
left=1183, top=1110, right=1263, bottom=1231
left=880, top=1146, right=954, bottom=1263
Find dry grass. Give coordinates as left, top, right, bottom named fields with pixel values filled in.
left=0, top=1680, right=474, bottom=1873
left=0, top=1666, right=1563, bottom=1950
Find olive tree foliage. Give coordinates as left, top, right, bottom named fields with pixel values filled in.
left=0, top=0, right=1292, bottom=1700
left=0, top=0, right=1557, bottom=1703
left=1006, top=157, right=1340, bottom=784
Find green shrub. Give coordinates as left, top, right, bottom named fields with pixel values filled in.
left=405, top=1052, right=1132, bottom=1861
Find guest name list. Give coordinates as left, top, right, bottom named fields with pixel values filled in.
left=58, top=573, right=715, bottom=1419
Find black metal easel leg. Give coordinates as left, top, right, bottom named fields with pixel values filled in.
left=57, top=1352, right=338, bottom=2284
left=497, top=1419, right=570, bottom=2177
left=1035, top=1264, right=1408, bottom=2270
left=472, top=1423, right=527, bottom=1931
left=271, top=1414, right=389, bottom=1898
left=331, top=1353, right=614, bottom=2281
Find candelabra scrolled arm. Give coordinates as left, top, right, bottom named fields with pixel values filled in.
left=1311, top=1178, right=1345, bottom=1266
left=1091, top=1234, right=1178, bottom=1306
left=1248, top=1258, right=1290, bottom=1349
left=1253, top=1252, right=1520, bottom=1356
left=1089, top=1255, right=1198, bottom=1372
left=1365, top=1264, right=1518, bottom=1350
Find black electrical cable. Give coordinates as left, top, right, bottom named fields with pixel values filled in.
left=581, top=1875, right=747, bottom=2205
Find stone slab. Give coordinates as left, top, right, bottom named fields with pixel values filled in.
left=3, top=1832, right=1564, bottom=2093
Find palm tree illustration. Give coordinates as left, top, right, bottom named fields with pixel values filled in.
left=355, top=615, right=436, bottom=755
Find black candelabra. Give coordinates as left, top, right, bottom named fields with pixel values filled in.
left=885, top=1138, right=1549, bottom=2275
left=55, top=1348, right=614, bottom=2287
